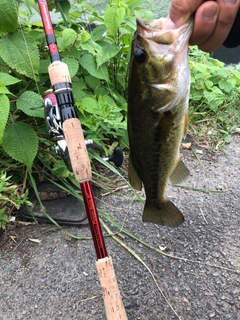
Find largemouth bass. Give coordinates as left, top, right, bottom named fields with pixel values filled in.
left=127, top=18, right=193, bottom=227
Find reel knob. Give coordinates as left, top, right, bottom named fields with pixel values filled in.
left=107, top=147, right=123, bottom=167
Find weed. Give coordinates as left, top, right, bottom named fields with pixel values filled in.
left=0, top=171, right=30, bottom=229
left=189, top=46, right=240, bottom=151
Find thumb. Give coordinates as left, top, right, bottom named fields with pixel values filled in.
left=169, top=0, right=204, bottom=27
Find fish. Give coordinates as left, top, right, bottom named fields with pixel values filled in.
left=127, top=17, right=193, bottom=227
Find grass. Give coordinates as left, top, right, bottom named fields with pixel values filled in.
left=188, top=46, right=240, bottom=152
left=188, top=105, right=240, bottom=152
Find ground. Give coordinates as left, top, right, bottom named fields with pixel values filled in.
left=0, top=135, right=239, bottom=320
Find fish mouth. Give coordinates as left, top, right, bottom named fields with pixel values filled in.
left=136, top=17, right=193, bottom=49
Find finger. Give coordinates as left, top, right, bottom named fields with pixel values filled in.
left=169, top=0, right=205, bottom=27
left=189, top=2, right=219, bottom=47
left=196, top=0, right=240, bottom=52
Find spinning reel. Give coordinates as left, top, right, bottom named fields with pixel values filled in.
left=43, top=89, right=124, bottom=171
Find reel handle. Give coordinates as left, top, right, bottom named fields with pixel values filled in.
left=107, top=147, right=123, bottom=167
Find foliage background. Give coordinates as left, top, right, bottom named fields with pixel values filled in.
left=0, top=0, right=239, bottom=227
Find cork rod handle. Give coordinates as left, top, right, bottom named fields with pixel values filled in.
left=48, top=61, right=92, bottom=182
left=96, top=256, right=128, bottom=320
left=63, top=119, right=92, bottom=182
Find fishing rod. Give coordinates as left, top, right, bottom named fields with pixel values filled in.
left=37, top=1, right=127, bottom=319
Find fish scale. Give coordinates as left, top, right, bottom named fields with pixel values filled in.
left=127, top=17, right=193, bottom=227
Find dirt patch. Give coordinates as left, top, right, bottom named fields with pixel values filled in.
left=0, top=135, right=239, bottom=320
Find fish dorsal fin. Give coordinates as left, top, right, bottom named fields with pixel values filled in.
left=170, top=158, right=190, bottom=185
left=128, top=154, right=142, bottom=191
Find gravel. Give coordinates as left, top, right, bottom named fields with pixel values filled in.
left=0, top=135, right=239, bottom=320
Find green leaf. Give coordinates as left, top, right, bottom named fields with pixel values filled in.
left=80, top=97, right=98, bottom=114
left=0, top=94, right=10, bottom=145
left=211, top=86, right=224, bottom=95
left=72, top=86, right=87, bottom=103
left=91, top=25, right=107, bottom=42
left=192, top=63, right=208, bottom=74
left=72, top=77, right=87, bottom=91
left=0, top=31, right=40, bottom=78
left=204, top=80, right=213, bottom=90
left=227, top=77, right=237, bottom=87
left=126, top=0, right=141, bottom=7
left=62, top=28, right=77, bottom=46
left=224, top=134, right=232, bottom=143
left=80, top=40, right=102, bottom=57
left=0, top=73, right=21, bottom=86
left=0, top=82, right=12, bottom=95
left=55, top=37, right=65, bottom=50
left=57, top=0, right=70, bottom=20
left=117, top=73, right=125, bottom=89
left=80, top=30, right=91, bottom=44
left=85, top=75, right=100, bottom=91
left=96, top=41, right=120, bottom=67
left=218, top=80, right=233, bottom=93
left=104, top=7, right=125, bottom=37
left=0, top=0, right=18, bottom=32
left=3, top=122, right=38, bottom=169
left=17, top=91, right=43, bottom=118
left=209, top=99, right=224, bottom=112
left=79, top=54, right=109, bottom=82
left=203, top=91, right=217, bottom=103
left=62, top=57, right=79, bottom=78
left=39, top=59, right=51, bottom=74
left=133, top=8, right=154, bottom=20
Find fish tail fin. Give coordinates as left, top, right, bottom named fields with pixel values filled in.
left=142, top=198, right=184, bottom=227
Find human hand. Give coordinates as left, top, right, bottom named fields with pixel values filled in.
left=168, top=0, right=240, bottom=52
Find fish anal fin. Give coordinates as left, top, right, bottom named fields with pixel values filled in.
left=142, top=198, right=184, bottom=227
left=170, top=158, right=190, bottom=185
left=128, top=155, right=142, bottom=191
left=183, top=112, right=188, bottom=138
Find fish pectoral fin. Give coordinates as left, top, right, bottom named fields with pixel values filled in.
left=142, top=198, right=184, bottom=227
left=170, top=158, right=190, bottom=185
left=128, top=155, right=142, bottom=191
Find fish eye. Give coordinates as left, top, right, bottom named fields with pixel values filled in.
left=134, top=48, right=146, bottom=63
